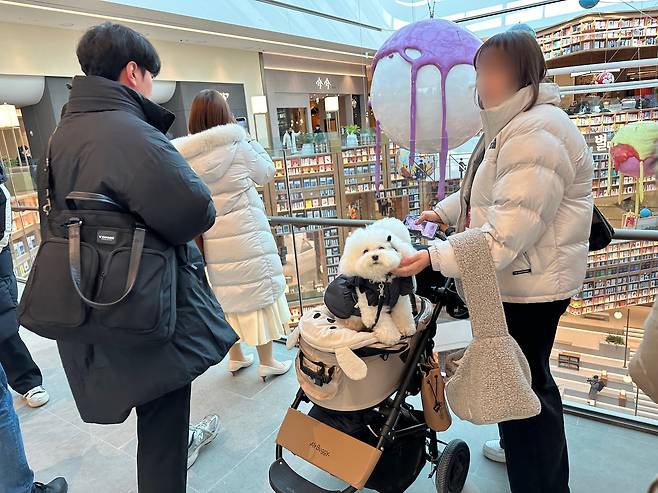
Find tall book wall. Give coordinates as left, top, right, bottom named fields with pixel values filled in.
left=537, top=11, right=658, bottom=60
left=569, top=241, right=658, bottom=315
left=574, top=109, right=658, bottom=199
left=567, top=107, right=658, bottom=311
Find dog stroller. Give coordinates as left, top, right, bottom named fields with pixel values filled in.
left=269, top=280, right=470, bottom=493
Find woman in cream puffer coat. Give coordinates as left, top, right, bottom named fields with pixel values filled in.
left=173, top=90, right=291, bottom=381
left=396, top=31, right=593, bottom=493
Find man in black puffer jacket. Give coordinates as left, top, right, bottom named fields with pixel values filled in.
left=42, top=22, right=237, bottom=493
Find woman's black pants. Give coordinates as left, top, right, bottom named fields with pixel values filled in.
left=498, top=299, right=571, bottom=493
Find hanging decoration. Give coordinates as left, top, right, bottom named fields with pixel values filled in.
left=508, top=23, right=537, bottom=37
left=370, top=19, right=482, bottom=199
left=579, top=0, right=600, bottom=8
left=594, top=71, right=615, bottom=85
left=609, top=120, right=658, bottom=214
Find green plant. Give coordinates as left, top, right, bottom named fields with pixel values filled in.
left=605, top=334, right=624, bottom=346
left=345, top=124, right=360, bottom=135
left=301, top=133, right=314, bottom=145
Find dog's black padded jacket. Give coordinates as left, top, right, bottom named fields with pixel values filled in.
left=324, top=274, right=415, bottom=320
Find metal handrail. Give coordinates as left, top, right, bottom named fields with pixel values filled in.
left=268, top=216, right=658, bottom=241
left=13, top=206, right=658, bottom=241
left=10, top=207, right=658, bottom=432
left=268, top=216, right=373, bottom=228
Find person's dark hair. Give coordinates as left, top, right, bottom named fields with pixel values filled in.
left=474, top=30, right=547, bottom=109
left=188, top=90, right=234, bottom=134
left=76, top=22, right=161, bottom=80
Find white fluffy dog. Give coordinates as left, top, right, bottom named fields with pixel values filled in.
left=335, top=218, right=418, bottom=345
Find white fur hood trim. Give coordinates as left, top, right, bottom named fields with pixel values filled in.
left=172, top=123, right=247, bottom=161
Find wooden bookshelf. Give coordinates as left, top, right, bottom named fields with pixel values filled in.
left=270, top=152, right=343, bottom=286
left=568, top=110, right=658, bottom=200
left=341, top=145, right=382, bottom=194
left=537, top=10, right=658, bottom=61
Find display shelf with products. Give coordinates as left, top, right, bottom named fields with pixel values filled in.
left=341, top=145, right=391, bottom=194
left=590, top=152, right=657, bottom=199
left=420, top=179, right=462, bottom=212
left=572, top=109, right=658, bottom=133
left=270, top=153, right=344, bottom=287
left=388, top=179, right=421, bottom=215
left=537, top=11, right=658, bottom=61
left=569, top=240, right=658, bottom=315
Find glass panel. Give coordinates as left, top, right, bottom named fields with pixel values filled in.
left=1, top=111, right=40, bottom=281
left=560, top=241, right=658, bottom=424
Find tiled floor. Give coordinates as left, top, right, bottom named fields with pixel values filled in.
left=11, top=328, right=658, bottom=493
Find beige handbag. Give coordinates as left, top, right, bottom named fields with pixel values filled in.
left=421, top=353, right=452, bottom=432
left=443, top=229, right=541, bottom=425
left=629, top=304, right=658, bottom=404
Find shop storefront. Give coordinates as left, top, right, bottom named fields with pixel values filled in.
left=262, top=54, right=369, bottom=152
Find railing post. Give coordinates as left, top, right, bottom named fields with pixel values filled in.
left=281, top=149, right=305, bottom=316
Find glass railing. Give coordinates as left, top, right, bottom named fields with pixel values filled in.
left=8, top=128, right=658, bottom=430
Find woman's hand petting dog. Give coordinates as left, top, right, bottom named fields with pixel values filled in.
left=392, top=250, right=431, bottom=277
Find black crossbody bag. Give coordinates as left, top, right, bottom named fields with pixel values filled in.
left=18, top=132, right=177, bottom=345
left=589, top=204, right=614, bottom=252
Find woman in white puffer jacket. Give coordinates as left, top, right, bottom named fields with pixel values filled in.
left=173, top=90, right=291, bottom=381
left=395, top=31, right=593, bottom=493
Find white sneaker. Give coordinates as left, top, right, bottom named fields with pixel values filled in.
left=483, top=439, right=506, bottom=463
left=257, top=360, right=292, bottom=382
left=228, top=354, right=255, bottom=374
left=24, top=386, right=50, bottom=408
left=187, top=414, right=220, bottom=469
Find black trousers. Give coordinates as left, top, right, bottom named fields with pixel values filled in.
left=136, top=383, right=191, bottom=493
left=0, top=332, right=42, bottom=395
left=498, top=299, right=571, bottom=493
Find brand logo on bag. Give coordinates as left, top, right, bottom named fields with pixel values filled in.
left=97, top=231, right=117, bottom=245
left=308, top=441, right=330, bottom=457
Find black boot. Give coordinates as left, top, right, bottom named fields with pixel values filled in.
left=32, top=478, right=68, bottom=493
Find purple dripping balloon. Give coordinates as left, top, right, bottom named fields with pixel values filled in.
left=372, top=19, right=481, bottom=199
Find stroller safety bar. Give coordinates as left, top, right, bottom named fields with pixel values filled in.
left=269, top=458, right=357, bottom=493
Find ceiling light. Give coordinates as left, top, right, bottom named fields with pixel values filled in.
left=325, top=96, right=339, bottom=112
left=0, top=0, right=372, bottom=60
left=251, top=95, right=268, bottom=114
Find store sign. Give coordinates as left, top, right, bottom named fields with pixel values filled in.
left=315, top=76, right=332, bottom=91
left=594, top=133, right=608, bottom=152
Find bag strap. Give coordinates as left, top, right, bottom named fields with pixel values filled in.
left=66, top=192, right=125, bottom=211
left=37, top=132, right=56, bottom=233
left=67, top=218, right=145, bottom=309
left=447, top=229, right=508, bottom=338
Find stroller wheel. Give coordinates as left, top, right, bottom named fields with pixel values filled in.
left=435, top=439, right=470, bottom=493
